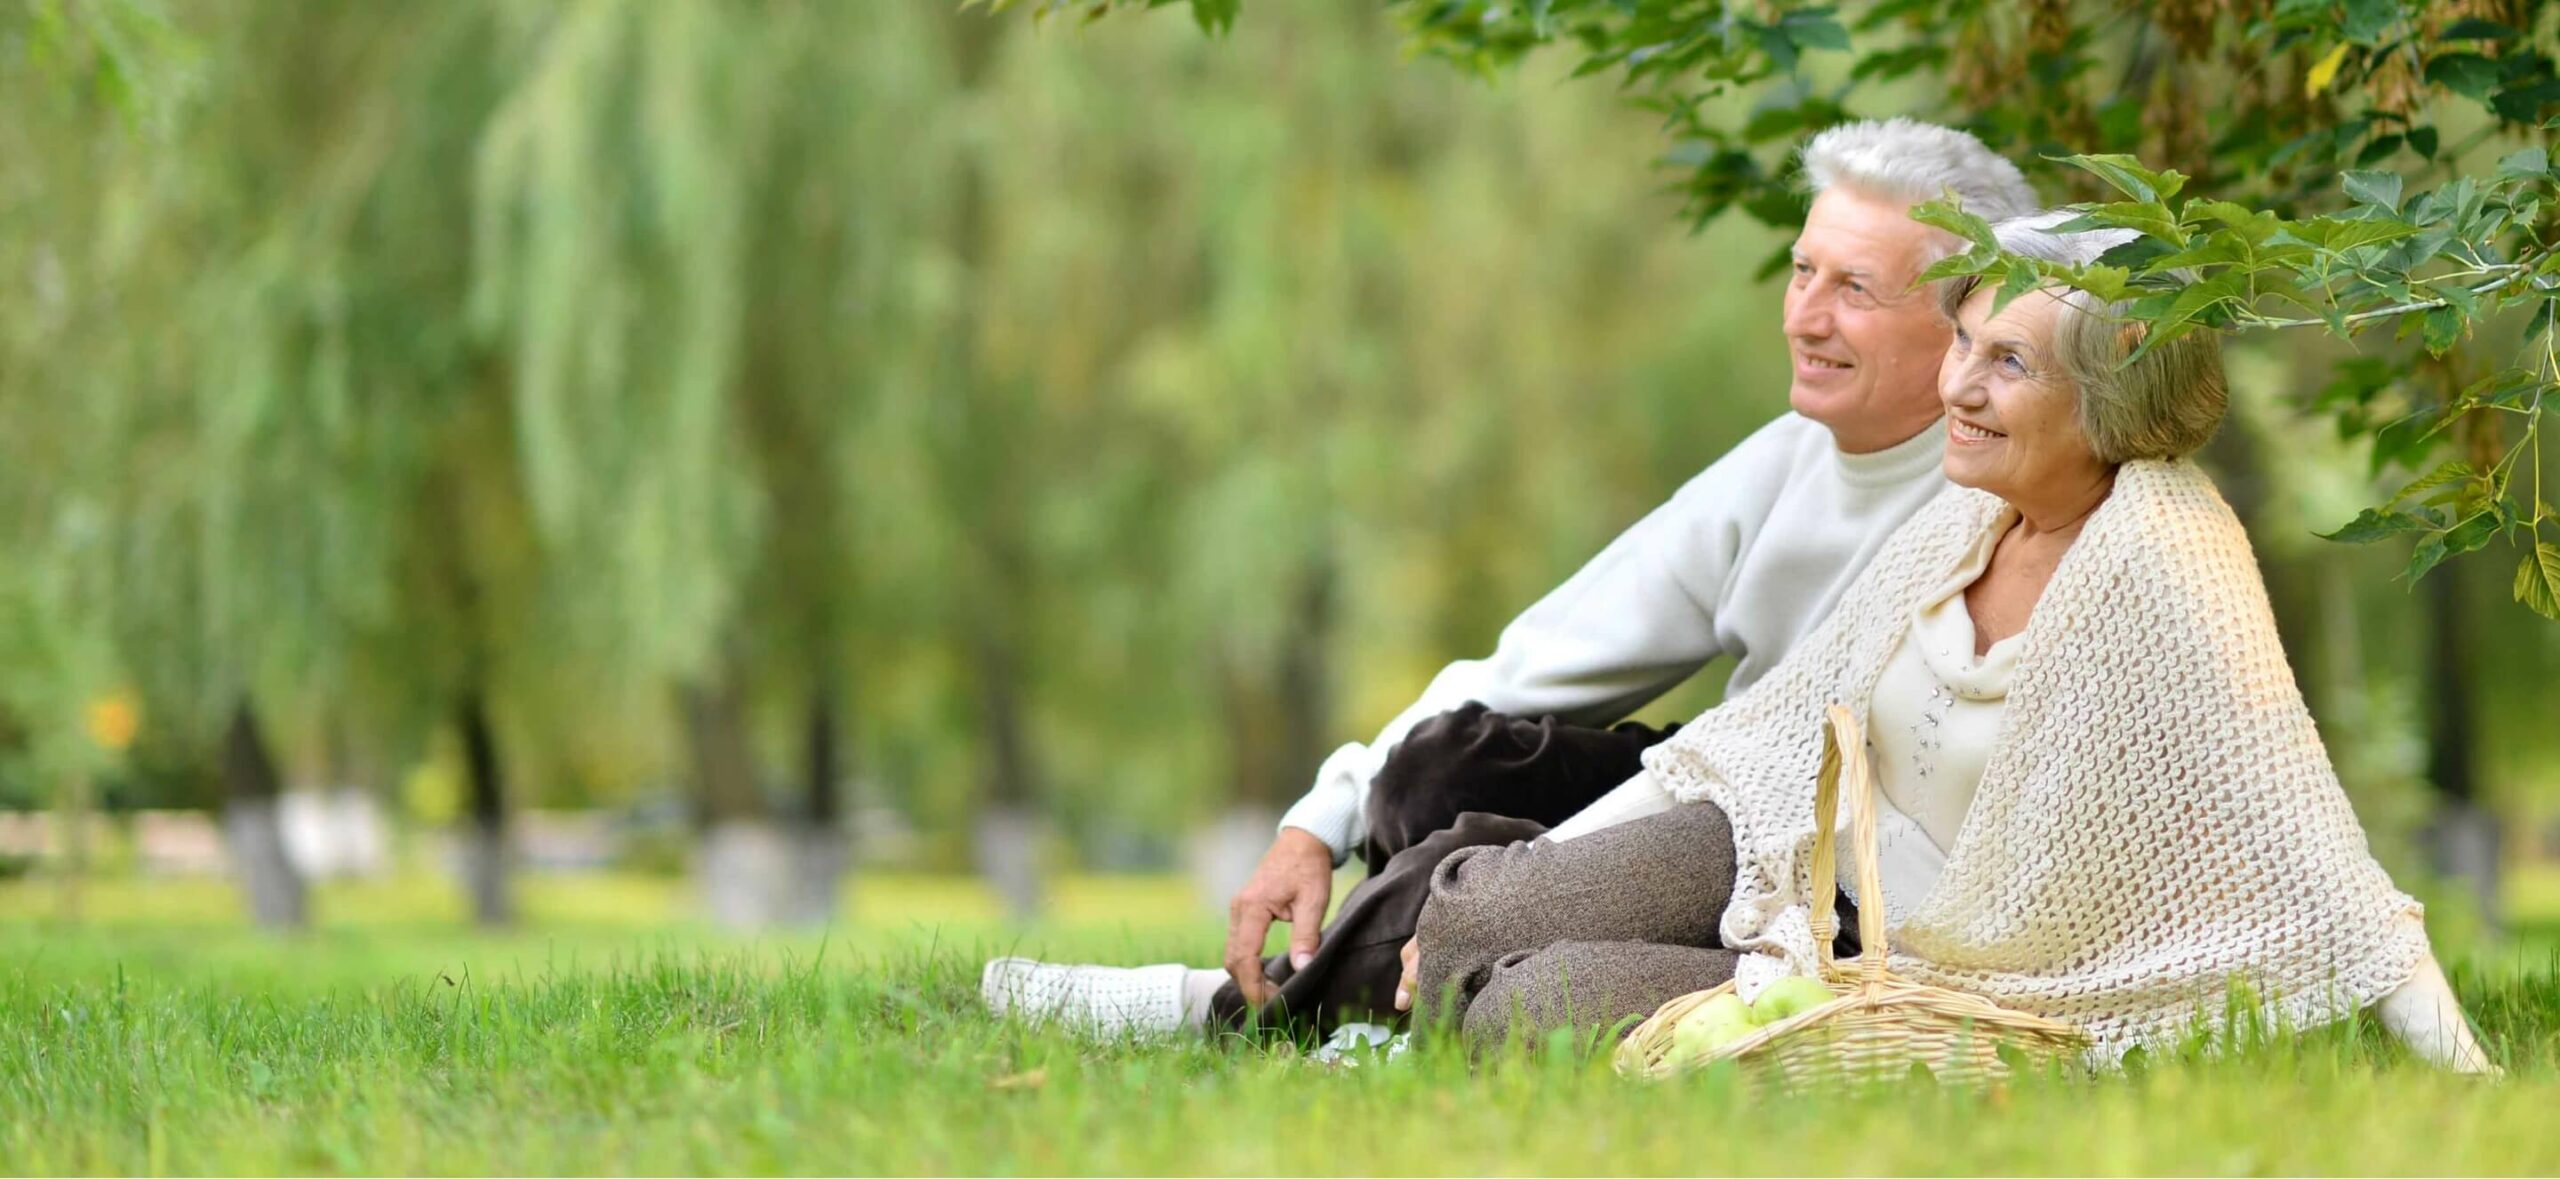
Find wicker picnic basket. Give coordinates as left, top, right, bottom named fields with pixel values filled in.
left=1614, top=704, right=2088, bottom=1087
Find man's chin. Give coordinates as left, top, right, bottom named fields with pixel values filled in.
left=1786, top=383, right=1861, bottom=427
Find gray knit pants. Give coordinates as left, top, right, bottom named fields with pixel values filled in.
left=1411, top=801, right=1742, bottom=1052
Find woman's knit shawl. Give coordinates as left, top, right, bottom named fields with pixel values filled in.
left=1642, top=459, right=2429, bottom=1063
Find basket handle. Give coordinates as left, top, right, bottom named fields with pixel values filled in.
left=1805, top=703, right=1891, bottom=985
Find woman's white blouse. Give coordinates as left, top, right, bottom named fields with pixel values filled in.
left=1853, top=511, right=2015, bottom=926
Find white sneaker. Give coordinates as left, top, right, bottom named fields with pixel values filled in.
left=979, top=957, right=1190, bottom=1038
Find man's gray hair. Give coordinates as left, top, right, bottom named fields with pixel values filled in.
left=1800, top=118, right=2038, bottom=222
left=1935, top=211, right=2227, bottom=463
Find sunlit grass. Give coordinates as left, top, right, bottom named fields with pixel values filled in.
left=1, top=870, right=2556, bottom=1174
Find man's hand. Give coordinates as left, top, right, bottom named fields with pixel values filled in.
left=1393, top=936, right=1419, bottom=1012
left=1224, top=827, right=1334, bottom=1007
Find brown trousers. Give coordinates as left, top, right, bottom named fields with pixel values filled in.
left=1207, top=702, right=1675, bottom=1034
left=1414, top=801, right=1743, bottom=1051
left=1206, top=703, right=1857, bottom=1044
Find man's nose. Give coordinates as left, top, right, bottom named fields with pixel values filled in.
left=1783, top=286, right=1831, bottom=339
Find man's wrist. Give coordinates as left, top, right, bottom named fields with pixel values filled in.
left=1275, top=792, right=1361, bottom=865
left=1275, top=825, right=1331, bottom=860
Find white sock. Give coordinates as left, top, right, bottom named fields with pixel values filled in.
left=1180, top=968, right=1227, bottom=1029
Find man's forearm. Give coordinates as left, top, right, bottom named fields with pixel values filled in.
left=1276, top=742, right=1377, bottom=865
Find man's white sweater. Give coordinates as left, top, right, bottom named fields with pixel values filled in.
left=1279, top=412, right=1949, bottom=863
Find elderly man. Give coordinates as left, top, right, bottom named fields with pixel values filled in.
left=983, top=117, right=2037, bottom=1037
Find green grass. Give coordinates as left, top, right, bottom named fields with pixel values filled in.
left=4, top=871, right=2560, bottom=1174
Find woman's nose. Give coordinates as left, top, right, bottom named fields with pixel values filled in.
left=1940, top=357, right=1987, bottom=405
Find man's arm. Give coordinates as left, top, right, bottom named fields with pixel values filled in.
left=1278, top=415, right=1808, bottom=863
left=1224, top=416, right=1811, bottom=1002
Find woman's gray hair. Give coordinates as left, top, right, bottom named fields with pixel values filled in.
left=1934, top=211, right=2227, bottom=463
left=1800, top=118, right=2039, bottom=222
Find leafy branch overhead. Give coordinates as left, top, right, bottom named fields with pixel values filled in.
left=1013, top=0, right=2560, bottom=619
left=1917, top=148, right=2557, bottom=601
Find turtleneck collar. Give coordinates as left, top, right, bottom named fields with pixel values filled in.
left=1832, top=415, right=1946, bottom=488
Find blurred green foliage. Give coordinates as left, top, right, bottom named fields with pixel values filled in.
left=0, top=1, right=1790, bottom=853
left=0, top=0, right=2558, bottom=874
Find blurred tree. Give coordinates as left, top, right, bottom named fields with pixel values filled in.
left=1034, top=0, right=2560, bottom=933
left=13, top=0, right=2560, bottom=929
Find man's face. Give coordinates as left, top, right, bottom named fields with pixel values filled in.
left=1779, top=186, right=1955, bottom=452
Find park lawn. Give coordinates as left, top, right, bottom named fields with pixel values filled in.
left=2, top=872, right=2558, bottom=1175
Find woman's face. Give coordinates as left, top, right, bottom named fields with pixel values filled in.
left=1938, top=286, right=2110, bottom=508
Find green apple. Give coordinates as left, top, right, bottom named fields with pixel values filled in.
left=1670, top=993, right=1759, bottom=1063
left=1751, top=975, right=1836, bottom=1024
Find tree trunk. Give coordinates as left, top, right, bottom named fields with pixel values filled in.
left=2423, top=562, right=2502, bottom=930
left=787, top=675, right=849, bottom=925
left=938, top=5, right=1042, bottom=920
left=56, top=773, right=92, bottom=922
left=455, top=689, right=514, bottom=926
left=683, top=675, right=786, bottom=927
left=220, top=702, right=307, bottom=929
left=970, top=632, right=1043, bottom=920
left=1194, top=559, right=1337, bottom=910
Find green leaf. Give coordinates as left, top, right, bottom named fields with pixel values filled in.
left=2060, top=154, right=2186, bottom=203
left=1778, top=9, right=1851, bottom=52
left=2407, top=512, right=2498, bottom=582
left=1990, top=261, right=2043, bottom=313
left=2340, top=0, right=2397, bottom=44
left=1917, top=252, right=1997, bottom=285
left=2320, top=506, right=2442, bottom=544
left=2517, top=544, right=2560, bottom=621
left=2151, top=233, right=2252, bottom=270
left=2073, top=200, right=2188, bottom=246
left=2059, top=264, right=2132, bottom=303
left=2277, top=216, right=2423, bottom=253
left=2426, top=52, right=2501, bottom=101
left=2496, top=147, right=2550, bottom=181
left=2154, top=269, right=2250, bottom=333
left=1752, top=23, right=1800, bottom=73
left=1907, top=198, right=2001, bottom=250
left=2388, top=461, right=2478, bottom=508
left=2430, top=278, right=2482, bottom=320
left=1753, top=240, right=1795, bottom=282
left=2440, top=18, right=2519, bottom=41
left=2341, top=170, right=2404, bottom=211
left=2421, top=304, right=2466, bottom=355
left=1188, top=0, right=1239, bottom=35
left=2493, top=79, right=2560, bottom=122
left=2369, top=402, right=2453, bottom=475
left=2469, top=368, right=2548, bottom=409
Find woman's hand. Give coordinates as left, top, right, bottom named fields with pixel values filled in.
left=1393, top=936, right=1420, bottom=1012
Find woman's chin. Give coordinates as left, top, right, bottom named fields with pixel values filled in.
left=1940, top=454, right=1998, bottom=492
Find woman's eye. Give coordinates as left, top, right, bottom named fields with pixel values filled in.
left=2001, top=354, right=2028, bottom=375
left=1952, top=331, right=1971, bottom=352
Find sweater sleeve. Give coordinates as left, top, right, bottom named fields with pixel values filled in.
left=1275, top=418, right=1803, bottom=862
left=2376, top=918, right=2498, bottom=1073
left=1543, top=769, right=1678, bottom=843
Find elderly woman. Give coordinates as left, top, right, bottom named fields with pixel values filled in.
left=1405, top=215, right=2497, bottom=1072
